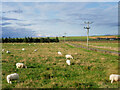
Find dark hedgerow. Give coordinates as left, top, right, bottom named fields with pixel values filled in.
left=2, top=37, right=59, bottom=43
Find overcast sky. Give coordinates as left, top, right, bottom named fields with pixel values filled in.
left=1, top=1, right=119, bottom=38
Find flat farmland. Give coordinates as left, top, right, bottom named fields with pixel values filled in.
left=58, top=35, right=119, bottom=41
left=2, top=42, right=119, bottom=88
left=58, top=36, right=87, bottom=41
left=70, top=41, right=118, bottom=52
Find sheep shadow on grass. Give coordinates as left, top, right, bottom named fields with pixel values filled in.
left=27, top=65, right=42, bottom=68
left=27, top=66, right=36, bottom=68
left=73, top=82, right=99, bottom=88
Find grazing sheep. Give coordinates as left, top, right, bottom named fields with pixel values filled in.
left=16, top=63, right=27, bottom=68
left=2, top=49, right=5, bottom=52
left=6, top=50, right=10, bottom=54
left=22, top=48, right=25, bottom=51
left=66, top=60, right=70, bottom=65
left=109, top=74, right=120, bottom=83
left=74, top=53, right=78, bottom=55
left=58, top=51, right=62, bottom=55
left=34, top=49, right=37, bottom=52
left=7, top=73, right=19, bottom=84
left=29, top=44, right=31, bottom=46
left=65, top=54, right=73, bottom=59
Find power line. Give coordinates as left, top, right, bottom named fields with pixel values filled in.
left=84, top=21, right=93, bottom=47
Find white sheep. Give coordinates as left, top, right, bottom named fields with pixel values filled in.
left=29, top=44, right=31, bottom=46
left=7, top=73, right=19, bottom=84
left=58, top=51, right=62, bottom=55
left=22, top=48, right=25, bottom=51
left=2, top=49, right=5, bottom=52
left=65, top=54, right=73, bottom=59
left=109, top=74, right=120, bottom=83
left=6, top=50, right=10, bottom=54
left=34, top=49, right=37, bottom=52
left=16, top=63, right=27, bottom=68
left=66, top=60, right=70, bottom=65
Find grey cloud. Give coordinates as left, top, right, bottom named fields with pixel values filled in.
left=0, top=22, right=11, bottom=26
left=95, top=22, right=118, bottom=27
left=16, top=23, right=33, bottom=26
left=39, top=19, right=65, bottom=23
left=52, top=19, right=65, bottom=22
left=2, top=9, right=23, bottom=14
left=1, top=17, right=19, bottom=21
left=2, top=27, right=35, bottom=38
left=67, top=13, right=103, bottom=21
left=66, top=11, right=117, bottom=27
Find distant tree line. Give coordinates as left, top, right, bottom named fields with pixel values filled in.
left=2, top=37, right=59, bottom=43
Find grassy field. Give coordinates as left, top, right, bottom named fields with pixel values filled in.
left=58, top=36, right=88, bottom=41
left=70, top=41, right=118, bottom=52
left=2, top=42, right=119, bottom=88
left=58, top=35, right=119, bottom=41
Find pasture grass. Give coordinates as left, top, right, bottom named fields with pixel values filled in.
left=58, top=36, right=88, bottom=41
left=58, top=35, right=118, bottom=41
left=70, top=41, right=118, bottom=52
left=2, top=42, right=119, bottom=88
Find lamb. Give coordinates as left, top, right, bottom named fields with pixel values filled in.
left=58, top=51, right=62, bottom=55
left=7, top=73, right=19, bottom=84
left=22, top=48, right=25, bottom=51
left=65, top=54, right=73, bottom=59
left=16, top=63, right=27, bottom=68
left=6, top=50, right=10, bottom=54
left=66, top=60, right=70, bottom=65
left=109, top=74, right=120, bottom=83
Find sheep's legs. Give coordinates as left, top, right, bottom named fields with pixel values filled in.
left=7, top=79, right=10, bottom=83
left=9, top=81, right=12, bottom=84
left=17, top=66, right=19, bottom=68
left=111, top=79, right=113, bottom=83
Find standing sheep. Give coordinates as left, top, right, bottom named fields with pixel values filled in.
left=22, top=48, right=25, bottom=51
left=7, top=73, right=19, bottom=84
left=6, top=50, right=10, bottom=54
left=2, top=49, right=5, bottom=52
left=58, top=51, right=62, bottom=55
left=16, top=63, right=27, bottom=68
left=65, top=54, right=73, bottom=59
left=34, top=49, right=38, bottom=52
left=66, top=60, right=71, bottom=65
left=109, top=74, right=120, bottom=83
